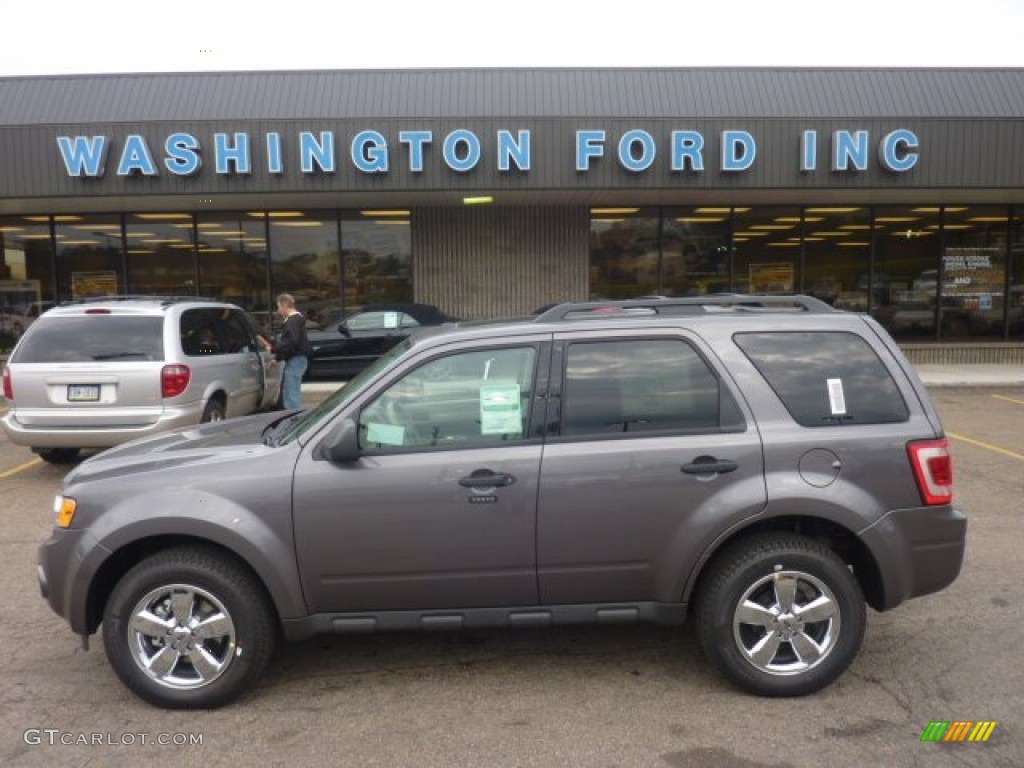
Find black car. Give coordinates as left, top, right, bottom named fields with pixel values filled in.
left=305, top=302, right=456, bottom=379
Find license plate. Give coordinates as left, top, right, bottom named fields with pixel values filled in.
left=67, top=384, right=100, bottom=402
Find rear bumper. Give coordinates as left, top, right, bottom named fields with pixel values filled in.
left=858, top=504, right=967, bottom=611
left=1, top=403, right=204, bottom=449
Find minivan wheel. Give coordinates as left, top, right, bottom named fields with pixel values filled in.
left=201, top=398, right=226, bottom=423
left=34, top=447, right=81, bottom=464
left=696, top=534, right=866, bottom=697
left=102, top=546, right=276, bottom=709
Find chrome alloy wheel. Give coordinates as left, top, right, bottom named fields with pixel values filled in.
left=127, top=584, right=237, bottom=689
left=732, top=570, right=841, bottom=676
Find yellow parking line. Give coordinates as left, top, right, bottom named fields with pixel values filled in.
left=948, top=432, right=1024, bottom=461
left=992, top=394, right=1024, bottom=406
left=0, top=457, right=43, bottom=478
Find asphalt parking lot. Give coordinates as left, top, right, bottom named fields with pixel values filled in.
left=0, top=387, right=1021, bottom=768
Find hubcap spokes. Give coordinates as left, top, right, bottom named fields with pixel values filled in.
left=128, top=585, right=236, bottom=689
left=733, top=570, right=841, bottom=676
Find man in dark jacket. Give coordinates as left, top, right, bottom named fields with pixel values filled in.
left=273, top=293, right=312, bottom=410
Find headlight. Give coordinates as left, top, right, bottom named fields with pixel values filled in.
left=54, top=495, right=77, bottom=528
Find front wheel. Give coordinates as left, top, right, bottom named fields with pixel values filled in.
left=102, top=546, right=276, bottom=709
left=696, top=533, right=866, bottom=697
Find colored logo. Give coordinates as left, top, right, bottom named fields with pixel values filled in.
left=920, top=721, right=997, bottom=742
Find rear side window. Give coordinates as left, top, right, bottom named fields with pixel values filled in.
left=12, top=316, right=164, bottom=363
left=734, top=331, right=909, bottom=426
left=180, top=308, right=253, bottom=356
left=561, top=339, right=744, bottom=437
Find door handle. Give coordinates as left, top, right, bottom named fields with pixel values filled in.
left=459, top=471, right=516, bottom=488
left=681, top=456, right=739, bottom=475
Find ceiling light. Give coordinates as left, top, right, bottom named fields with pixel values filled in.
left=591, top=208, right=639, bottom=215
left=360, top=210, right=411, bottom=217
left=463, top=196, right=494, bottom=205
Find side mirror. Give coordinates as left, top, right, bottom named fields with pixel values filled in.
left=316, top=418, right=360, bottom=463
left=337, top=322, right=352, bottom=338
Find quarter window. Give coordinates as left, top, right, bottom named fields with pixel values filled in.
left=734, top=331, right=909, bottom=426
left=561, top=339, right=743, bottom=437
left=359, top=346, right=537, bottom=452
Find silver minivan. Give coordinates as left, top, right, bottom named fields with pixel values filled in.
left=1, top=297, right=281, bottom=462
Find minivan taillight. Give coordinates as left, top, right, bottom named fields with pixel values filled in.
left=161, top=364, right=191, bottom=398
left=908, top=438, right=953, bottom=506
left=2, top=366, right=12, bottom=401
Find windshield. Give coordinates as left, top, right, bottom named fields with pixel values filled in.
left=276, top=338, right=413, bottom=446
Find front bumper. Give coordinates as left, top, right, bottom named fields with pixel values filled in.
left=38, top=528, right=105, bottom=635
left=858, top=504, right=967, bottom=611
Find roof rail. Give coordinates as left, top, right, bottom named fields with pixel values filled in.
left=533, top=294, right=836, bottom=323
left=59, top=295, right=223, bottom=307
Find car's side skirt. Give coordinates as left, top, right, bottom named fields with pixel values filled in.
left=281, top=601, right=688, bottom=641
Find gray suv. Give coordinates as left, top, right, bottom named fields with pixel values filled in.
left=2, top=297, right=281, bottom=463
left=35, top=295, right=966, bottom=708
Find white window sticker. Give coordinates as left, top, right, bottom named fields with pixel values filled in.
left=366, top=422, right=405, bottom=445
left=827, top=378, right=847, bottom=416
left=479, top=384, right=522, bottom=435
left=383, top=311, right=399, bottom=329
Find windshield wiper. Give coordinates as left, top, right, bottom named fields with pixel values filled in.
left=262, top=412, right=304, bottom=447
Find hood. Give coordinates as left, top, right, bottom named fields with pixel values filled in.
left=63, top=410, right=298, bottom=486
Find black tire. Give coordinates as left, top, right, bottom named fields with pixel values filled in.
left=201, top=397, right=226, bottom=423
left=34, top=447, right=81, bottom=464
left=102, top=546, right=276, bottom=709
left=695, top=533, right=866, bottom=697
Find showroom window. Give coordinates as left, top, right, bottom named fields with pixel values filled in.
left=589, top=207, right=660, bottom=299
left=0, top=216, right=55, bottom=352
left=870, top=206, right=942, bottom=339
left=56, top=214, right=125, bottom=301
left=342, top=210, right=412, bottom=309
left=733, top=207, right=802, bottom=295
left=125, top=213, right=197, bottom=297
left=801, top=207, right=872, bottom=311
left=197, top=213, right=269, bottom=320
left=1011, top=208, right=1024, bottom=339
left=939, top=206, right=1010, bottom=340
left=268, top=211, right=341, bottom=330
left=660, top=207, right=732, bottom=296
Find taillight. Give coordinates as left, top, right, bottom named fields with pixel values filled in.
left=2, top=367, right=12, bottom=401
left=161, top=364, right=191, bottom=398
left=908, top=438, right=953, bottom=505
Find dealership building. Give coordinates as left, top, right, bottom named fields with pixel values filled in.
left=0, top=67, right=1022, bottom=353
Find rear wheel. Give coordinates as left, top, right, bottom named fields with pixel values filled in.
left=696, top=533, right=866, bottom=697
left=102, top=546, right=276, bottom=709
left=201, top=397, right=226, bottom=423
left=34, top=447, right=81, bottom=464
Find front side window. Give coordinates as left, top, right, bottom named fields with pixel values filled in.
left=358, top=346, right=537, bottom=452
left=560, top=339, right=743, bottom=437
left=734, top=331, right=909, bottom=426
